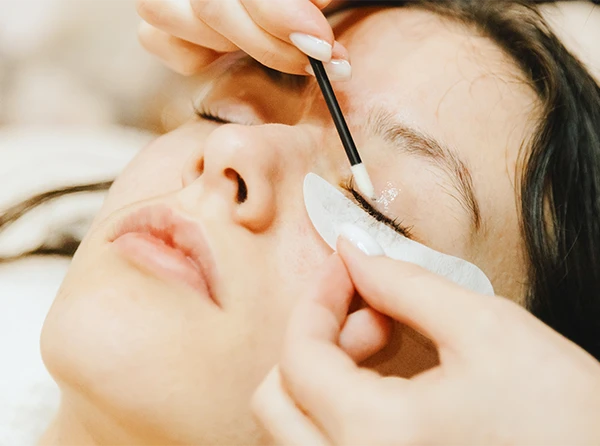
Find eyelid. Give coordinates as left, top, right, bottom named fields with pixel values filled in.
left=194, top=101, right=261, bottom=126
left=193, top=55, right=309, bottom=130
left=341, top=177, right=414, bottom=239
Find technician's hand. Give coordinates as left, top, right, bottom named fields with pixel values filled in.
left=136, top=0, right=351, bottom=79
left=252, top=235, right=600, bottom=446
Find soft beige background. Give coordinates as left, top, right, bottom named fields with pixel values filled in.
left=0, top=0, right=202, bottom=132
left=0, top=1, right=597, bottom=445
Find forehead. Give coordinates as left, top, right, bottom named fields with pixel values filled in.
left=334, top=7, right=537, bottom=147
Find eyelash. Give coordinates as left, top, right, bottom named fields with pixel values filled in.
left=342, top=178, right=413, bottom=239
left=194, top=103, right=231, bottom=125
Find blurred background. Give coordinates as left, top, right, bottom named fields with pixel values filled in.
left=0, top=0, right=202, bottom=131
left=0, top=1, right=598, bottom=445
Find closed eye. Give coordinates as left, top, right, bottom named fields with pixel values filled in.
left=341, top=177, right=414, bottom=239
left=194, top=103, right=232, bottom=125
left=194, top=101, right=262, bottom=126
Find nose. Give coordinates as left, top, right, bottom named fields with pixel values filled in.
left=182, top=124, right=312, bottom=232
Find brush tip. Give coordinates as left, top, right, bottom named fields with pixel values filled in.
left=350, top=163, right=376, bottom=201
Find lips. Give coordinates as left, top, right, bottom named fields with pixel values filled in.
left=109, top=204, right=218, bottom=306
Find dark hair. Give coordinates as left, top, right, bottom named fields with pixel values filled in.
left=2, top=1, right=600, bottom=361
left=0, top=182, right=112, bottom=262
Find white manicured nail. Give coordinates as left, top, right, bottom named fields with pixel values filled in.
left=304, top=59, right=352, bottom=81
left=338, top=223, right=385, bottom=257
left=290, top=33, right=332, bottom=62
left=324, top=59, right=352, bottom=81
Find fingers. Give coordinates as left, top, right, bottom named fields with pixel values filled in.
left=337, top=237, right=492, bottom=350
left=240, top=0, right=334, bottom=50
left=138, top=0, right=352, bottom=78
left=137, top=0, right=238, bottom=52
left=311, top=0, right=335, bottom=10
left=190, top=0, right=320, bottom=74
left=279, top=254, right=382, bottom=437
left=253, top=255, right=390, bottom=445
left=138, top=22, right=221, bottom=76
left=339, top=307, right=392, bottom=363
left=252, top=367, right=330, bottom=446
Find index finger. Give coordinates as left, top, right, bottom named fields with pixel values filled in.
left=338, top=237, right=498, bottom=351
left=241, top=0, right=335, bottom=48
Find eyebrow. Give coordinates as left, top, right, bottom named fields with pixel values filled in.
left=367, top=108, right=482, bottom=230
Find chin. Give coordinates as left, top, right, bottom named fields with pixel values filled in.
left=41, top=252, right=174, bottom=430
left=41, top=303, right=270, bottom=445
left=39, top=249, right=269, bottom=444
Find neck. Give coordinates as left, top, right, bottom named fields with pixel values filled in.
left=38, top=397, right=141, bottom=446
left=39, top=405, right=97, bottom=446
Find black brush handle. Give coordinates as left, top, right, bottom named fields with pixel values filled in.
left=309, top=57, right=362, bottom=166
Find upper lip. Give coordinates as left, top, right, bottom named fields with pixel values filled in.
left=108, top=204, right=218, bottom=306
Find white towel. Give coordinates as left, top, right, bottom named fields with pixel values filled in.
left=0, top=126, right=154, bottom=445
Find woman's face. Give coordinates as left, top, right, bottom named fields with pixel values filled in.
left=41, top=7, right=539, bottom=445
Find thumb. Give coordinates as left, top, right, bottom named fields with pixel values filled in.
left=278, top=254, right=384, bottom=437
left=339, top=305, right=392, bottom=364
left=337, top=233, right=490, bottom=351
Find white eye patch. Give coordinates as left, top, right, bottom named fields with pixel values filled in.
left=303, top=173, right=494, bottom=295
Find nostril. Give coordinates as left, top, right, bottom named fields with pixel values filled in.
left=225, top=168, right=248, bottom=204
left=197, top=158, right=205, bottom=176
left=237, top=175, right=248, bottom=204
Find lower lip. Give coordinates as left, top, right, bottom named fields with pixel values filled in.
left=113, top=232, right=210, bottom=297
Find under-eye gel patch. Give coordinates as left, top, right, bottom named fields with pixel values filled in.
left=303, top=173, right=494, bottom=295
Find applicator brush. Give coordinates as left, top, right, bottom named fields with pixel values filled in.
left=308, top=57, right=376, bottom=200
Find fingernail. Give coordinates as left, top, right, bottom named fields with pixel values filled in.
left=304, top=59, right=352, bottom=81
left=338, top=223, right=385, bottom=257
left=325, top=59, right=352, bottom=81
left=290, top=32, right=332, bottom=62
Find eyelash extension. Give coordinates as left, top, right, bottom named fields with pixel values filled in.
left=341, top=177, right=414, bottom=239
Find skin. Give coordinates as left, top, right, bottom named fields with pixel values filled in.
left=40, top=7, right=539, bottom=445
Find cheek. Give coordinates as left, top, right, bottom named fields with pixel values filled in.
left=102, top=148, right=184, bottom=213
left=97, top=125, right=208, bottom=222
left=241, top=219, right=331, bottom=353
left=278, top=222, right=329, bottom=276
